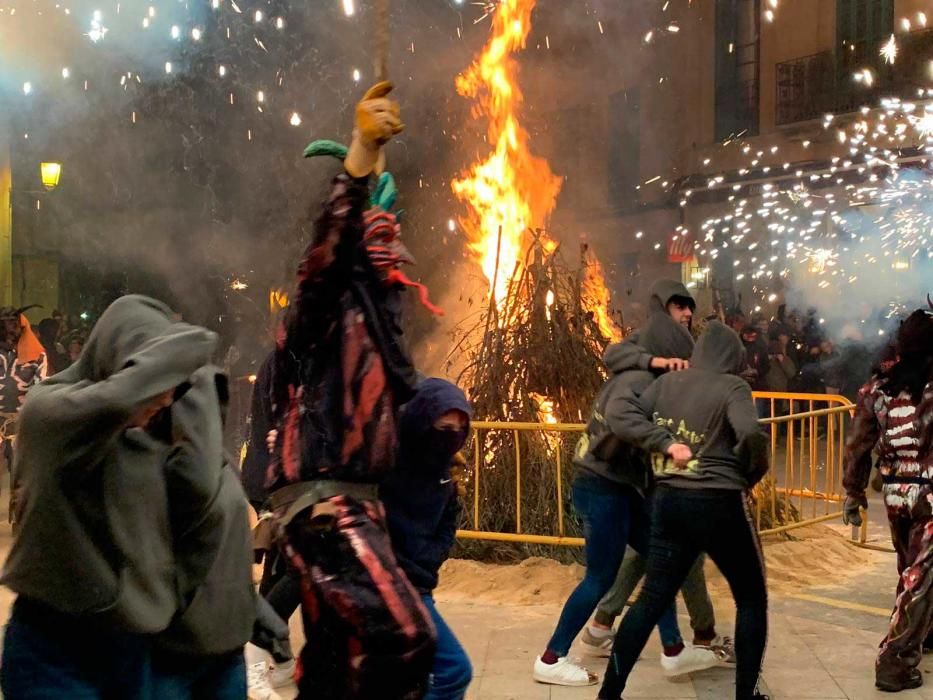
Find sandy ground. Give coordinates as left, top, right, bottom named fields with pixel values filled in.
left=436, top=523, right=877, bottom=607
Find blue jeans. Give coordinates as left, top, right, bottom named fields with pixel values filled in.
left=546, top=472, right=681, bottom=656
left=1, top=597, right=152, bottom=700
left=422, top=594, right=472, bottom=700
left=150, top=649, right=246, bottom=699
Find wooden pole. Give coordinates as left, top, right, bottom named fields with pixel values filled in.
left=374, top=0, right=389, bottom=82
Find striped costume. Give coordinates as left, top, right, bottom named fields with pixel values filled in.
left=268, top=173, right=435, bottom=699
left=844, top=374, right=933, bottom=681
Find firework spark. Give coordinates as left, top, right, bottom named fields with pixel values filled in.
left=881, top=34, right=898, bottom=64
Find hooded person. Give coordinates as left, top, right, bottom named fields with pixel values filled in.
left=581, top=283, right=735, bottom=671
left=598, top=321, right=770, bottom=700
left=532, top=310, right=719, bottom=687
left=149, top=364, right=263, bottom=699
left=265, top=83, right=436, bottom=699
left=607, top=280, right=697, bottom=376
left=843, top=308, right=933, bottom=692
left=381, top=378, right=473, bottom=700
left=0, top=295, right=217, bottom=699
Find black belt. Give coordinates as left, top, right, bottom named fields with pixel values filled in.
left=269, top=480, right=380, bottom=530
left=881, top=475, right=933, bottom=486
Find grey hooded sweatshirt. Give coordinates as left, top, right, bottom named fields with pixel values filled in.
left=157, top=365, right=257, bottom=656
left=2, top=295, right=217, bottom=633
left=574, top=311, right=695, bottom=493
left=608, top=321, right=769, bottom=491
left=607, top=279, right=696, bottom=374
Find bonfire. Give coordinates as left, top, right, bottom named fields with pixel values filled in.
left=446, top=0, right=625, bottom=560
left=447, top=0, right=794, bottom=561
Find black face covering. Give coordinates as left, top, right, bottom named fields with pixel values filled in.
left=424, top=426, right=468, bottom=465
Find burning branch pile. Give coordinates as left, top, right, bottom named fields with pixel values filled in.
left=453, top=237, right=621, bottom=423
left=448, top=236, right=624, bottom=561
left=445, top=0, right=627, bottom=559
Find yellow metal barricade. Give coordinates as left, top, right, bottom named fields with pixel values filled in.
left=456, top=392, right=856, bottom=546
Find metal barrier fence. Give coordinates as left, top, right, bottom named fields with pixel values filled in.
left=456, top=392, right=856, bottom=546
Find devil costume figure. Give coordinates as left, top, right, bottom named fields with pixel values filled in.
left=0, top=307, right=47, bottom=415
left=265, top=83, right=440, bottom=700
left=843, top=307, right=933, bottom=692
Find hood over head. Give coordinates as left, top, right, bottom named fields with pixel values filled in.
left=692, top=321, right=746, bottom=375
left=603, top=312, right=694, bottom=375
left=647, top=279, right=696, bottom=315
left=399, top=378, right=472, bottom=477
left=61, top=295, right=181, bottom=383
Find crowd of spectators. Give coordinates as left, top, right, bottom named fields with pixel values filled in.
left=725, top=306, right=882, bottom=405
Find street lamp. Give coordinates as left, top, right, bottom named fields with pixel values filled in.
left=40, top=162, right=61, bottom=191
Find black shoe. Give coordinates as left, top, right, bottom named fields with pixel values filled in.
left=876, top=667, right=923, bottom=692
left=753, top=694, right=771, bottom=700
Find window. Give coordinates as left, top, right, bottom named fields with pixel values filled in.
left=607, top=88, right=640, bottom=210
left=715, top=0, right=760, bottom=141
left=836, top=0, right=893, bottom=70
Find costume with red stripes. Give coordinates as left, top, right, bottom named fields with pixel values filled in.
left=844, top=309, right=933, bottom=689
left=268, top=172, right=437, bottom=699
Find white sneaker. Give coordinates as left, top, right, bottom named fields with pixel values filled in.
left=580, top=626, right=614, bottom=657
left=533, top=656, right=598, bottom=686
left=268, top=658, right=297, bottom=688
left=660, top=645, right=719, bottom=678
left=695, top=634, right=736, bottom=667
left=247, top=661, right=284, bottom=700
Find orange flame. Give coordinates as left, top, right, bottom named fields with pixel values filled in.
left=451, top=0, right=562, bottom=303
left=529, top=391, right=561, bottom=451
left=582, top=256, right=623, bottom=343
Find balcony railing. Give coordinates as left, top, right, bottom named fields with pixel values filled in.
left=776, top=27, right=933, bottom=125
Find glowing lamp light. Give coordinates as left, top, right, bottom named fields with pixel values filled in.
left=40, top=162, right=62, bottom=191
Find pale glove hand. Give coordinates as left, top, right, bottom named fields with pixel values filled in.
left=345, top=81, right=404, bottom=177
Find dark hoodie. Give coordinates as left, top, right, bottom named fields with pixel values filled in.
left=606, top=279, right=696, bottom=373
left=610, top=321, right=769, bottom=491
left=157, top=365, right=256, bottom=657
left=2, top=295, right=217, bottom=632
left=382, top=379, right=471, bottom=593
left=241, top=351, right=276, bottom=508
left=574, top=311, right=695, bottom=493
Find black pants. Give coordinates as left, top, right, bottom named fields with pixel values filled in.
left=599, top=487, right=768, bottom=700
left=253, top=550, right=301, bottom=662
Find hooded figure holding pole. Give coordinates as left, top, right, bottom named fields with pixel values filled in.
left=264, top=83, right=437, bottom=700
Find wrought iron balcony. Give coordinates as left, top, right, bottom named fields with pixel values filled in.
left=776, top=28, right=933, bottom=126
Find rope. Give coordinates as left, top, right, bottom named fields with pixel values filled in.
left=374, top=0, right=389, bottom=81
